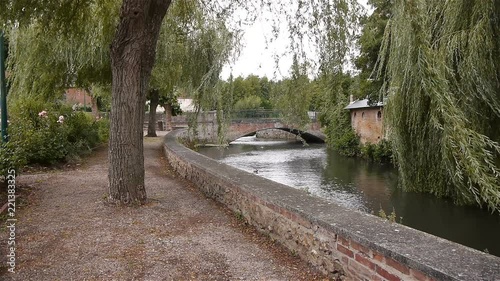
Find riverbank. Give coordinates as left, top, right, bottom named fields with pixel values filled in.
left=168, top=129, right=500, bottom=280
left=198, top=137, right=500, bottom=257
left=0, top=134, right=326, bottom=280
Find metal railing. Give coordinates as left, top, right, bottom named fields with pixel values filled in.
left=231, top=110, right=281, bottom=119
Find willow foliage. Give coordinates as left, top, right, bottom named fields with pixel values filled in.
left=5, top=0, right=119, bottom=101
left=380, top=1, right=500, bottom=210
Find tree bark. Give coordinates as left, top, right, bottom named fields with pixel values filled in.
left=164, top=103, right=173, bottom=131
left=90, top=96, right=100, bottom=118
left=146, top=89, right=159, bottom=137
left=108, top=0, right=172, bottom=205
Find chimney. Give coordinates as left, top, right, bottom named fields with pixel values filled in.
left=349, top=95, right=354, bottom=104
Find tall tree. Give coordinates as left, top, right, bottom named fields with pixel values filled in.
left=272, top=56, right=312, bottom=128
left=354, top=0, right=391, bottom=102
left=107, top=0, right=173, bottom=204
left=146, top=89, right=160, bottom=137
left=380, top=1, right=500, bottom=210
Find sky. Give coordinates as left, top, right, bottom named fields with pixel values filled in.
left=220, top=0, right=372, bottom=81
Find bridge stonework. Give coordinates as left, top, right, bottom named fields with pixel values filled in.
left=227, top=118, right=325, bottom=143
left=170, top=111, right=325, bottom=144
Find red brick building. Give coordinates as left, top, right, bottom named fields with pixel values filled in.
left=345, top=99, right=384, bottom=144
left=65, top=88, right=92, bottom=107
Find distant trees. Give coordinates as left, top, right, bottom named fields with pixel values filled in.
left=231, top=75, right=273, bottom=110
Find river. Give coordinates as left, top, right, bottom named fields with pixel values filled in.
left=198, top=136, right=500, bottom=257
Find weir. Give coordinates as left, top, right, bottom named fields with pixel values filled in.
left=163, top=129, right=500, bottom=280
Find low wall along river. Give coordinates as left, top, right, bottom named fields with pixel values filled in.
left=163, top=130, right=500, bottom=280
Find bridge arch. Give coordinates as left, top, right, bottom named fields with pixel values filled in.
left=228, top=125, right=325, bottom=144
left=170, top=110, right=326, bottom=144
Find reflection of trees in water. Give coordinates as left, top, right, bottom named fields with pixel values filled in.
left=321, top=148, right=398, bottom=213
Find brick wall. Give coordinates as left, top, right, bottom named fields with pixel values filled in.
left=351, top=107, right=384, bottom=144
left=163, top=130, right=500, bottom=281
left=65, top=88, right=92, bottom=106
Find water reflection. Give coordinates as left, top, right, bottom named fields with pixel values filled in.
left=198, top=136, right=500, bottom=256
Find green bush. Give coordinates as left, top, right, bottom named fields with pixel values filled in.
left=234, top=95, right=262, bottom=110
left=360, top=139, right=393, bottom=163
left=372, top=139, right=392, bottom=163
left=8, top=99, right=70, bottom=164
left=0, top=98, right=110, bottom=176
left=0, top=141, right=28, bottom=177
left=361, top=142, right=375, bottom=159
left=96, top=117, right=110, bottom=143
left=332, top=129, right=360, bottom=157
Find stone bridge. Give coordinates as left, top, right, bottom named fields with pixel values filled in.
left=169, top=110, right=326, bottom=144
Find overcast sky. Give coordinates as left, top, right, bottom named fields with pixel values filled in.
left=220, top=0, right=372, bottom=80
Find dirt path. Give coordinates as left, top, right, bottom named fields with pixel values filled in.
left=1, top=135, right=326, bottom=280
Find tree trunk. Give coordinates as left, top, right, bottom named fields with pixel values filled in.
left=86, top=87, right=100, bottom=119
left=90, top=96, right=100, bottom=119
left=164, top=103, right=173, bottom=131
left=108, top=0, right=172, bottom=205
left=146, top=89, right=159, bottom=137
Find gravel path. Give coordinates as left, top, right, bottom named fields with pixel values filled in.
left=1, top=135, right=326, bottom=280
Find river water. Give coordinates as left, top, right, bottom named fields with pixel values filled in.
left=198, top=136, right=500, bottom=257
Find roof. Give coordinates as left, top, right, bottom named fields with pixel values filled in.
left=344, top=98, right=383, bottom=110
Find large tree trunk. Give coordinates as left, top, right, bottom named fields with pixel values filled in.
left=146, top=89, right=159, bottom=137
left=164, top=103, right=173, bottom=131
left=108, top=0, right=172, bottom=205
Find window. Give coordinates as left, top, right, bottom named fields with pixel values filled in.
left=362, top=112, right=365, bottom=119
left=377, top=110, right=382, bottom=120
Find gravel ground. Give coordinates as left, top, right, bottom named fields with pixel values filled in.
left=0, top=134, right=327, bottom=280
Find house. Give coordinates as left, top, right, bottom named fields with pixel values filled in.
left=345, top=98, right=384, bottom=144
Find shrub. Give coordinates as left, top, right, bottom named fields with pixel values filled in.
left=234, top=95, right=262, bottom=110
left=361, top=143, right=375, bottom=159
left=0, top=141, right=28, bottom=178
left=8, top=100, right=70, bottom=165
left=360, top=139, right=393, bottom=163
left=372, top=139, right=392, bottom=163
left=332, top=129, right=360, bottom=157
left=0, top=98, right=109, bottom=174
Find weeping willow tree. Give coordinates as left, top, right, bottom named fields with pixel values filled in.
left=177, top=2, right=237, bottom=144
left=272, top=55, right=313, bottom=129
left=5, top=0, right=119, bottom=109
left=380, top=1, right=500, bottom=210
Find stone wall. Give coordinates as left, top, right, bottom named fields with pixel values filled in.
left=351, top=107, right=384, bottom=144
left=144, top=112, right=166, bottom=130
left=255, top=129, right=302, bottom=140
left=163, top=130, right=500, bottom=281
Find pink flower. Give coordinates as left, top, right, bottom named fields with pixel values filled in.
left=38, top=110, right=48, bottom=118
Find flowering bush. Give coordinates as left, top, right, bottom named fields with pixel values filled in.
left=0, top=98, right=109, bottom=176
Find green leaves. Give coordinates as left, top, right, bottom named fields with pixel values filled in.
left=5, top=0, right=119, bottom=102
left=380, top=0, right=500, bottom=211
